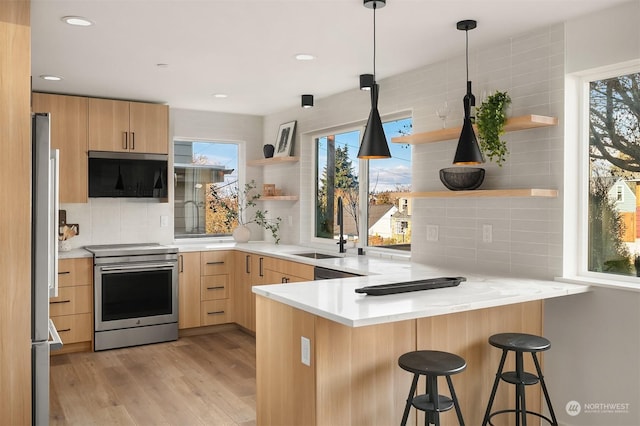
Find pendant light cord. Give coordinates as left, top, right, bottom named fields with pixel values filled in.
left=373, top=3, right=377, bottom=79
left=465, top=28, right=469, bottom=82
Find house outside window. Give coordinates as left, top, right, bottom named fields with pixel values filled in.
left=174, top=140, right=238, bottom=238
left=586, top=69, right=640, bottom=277
left=314, top=117, right=412, bottom=251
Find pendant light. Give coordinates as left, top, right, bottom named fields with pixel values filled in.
left=357, top=0, right=391, bottom=159
left=453, top=19, right=484, bottom=165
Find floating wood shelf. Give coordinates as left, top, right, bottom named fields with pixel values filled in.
left=391, top=115, right=558, bottom=145
left=247, top=156, right=299, bottom=166
left=258, top=195, right=299, bottom=201
left=408, top=189, right=558, bottom=198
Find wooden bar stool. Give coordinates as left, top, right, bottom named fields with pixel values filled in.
left=398, top=350, right=466, bottom=426
left=482, top=333, right=558, bottom=426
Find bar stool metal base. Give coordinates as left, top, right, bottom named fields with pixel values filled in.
left=399, top=350, right=466, bottom=426
left=482, top=333, right=558, bottom=426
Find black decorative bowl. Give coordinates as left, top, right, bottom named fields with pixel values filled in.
left=439, top=167, right=485, bottom=191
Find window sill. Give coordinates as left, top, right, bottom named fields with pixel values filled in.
left=556, top=276, right=640, bottom=293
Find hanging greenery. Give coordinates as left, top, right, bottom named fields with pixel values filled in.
left=476, top=91, right=512, bottom=166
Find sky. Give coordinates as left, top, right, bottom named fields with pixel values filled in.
left=186, top=117, right=413, bottom=194
left=317, top=117, right=412, bottom=193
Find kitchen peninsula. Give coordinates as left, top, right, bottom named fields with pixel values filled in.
left=250, top=249, right=588, bottom=426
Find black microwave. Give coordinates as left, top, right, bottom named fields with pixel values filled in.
left=88, top=151, right=168, bottom=198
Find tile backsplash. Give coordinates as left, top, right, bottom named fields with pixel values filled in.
left=60, top=199, right=173, bottom=249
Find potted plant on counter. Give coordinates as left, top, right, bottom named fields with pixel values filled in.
left=476, top=90, right=512, bottom=166
left=209, top=179, right=282, bottom=244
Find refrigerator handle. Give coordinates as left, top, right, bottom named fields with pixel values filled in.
left=50, top=149, right=60, bottom=298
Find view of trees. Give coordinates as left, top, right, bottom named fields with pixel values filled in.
left=589, top=72, right=640, bottom=275
left=317, top=144, right=359, bottom=238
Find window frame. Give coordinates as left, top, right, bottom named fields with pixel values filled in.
left=308, top=113, right=412, bottom=255
left=172, top=136, right=245, bottom=241
left=567, top=60, right=640, bottom=287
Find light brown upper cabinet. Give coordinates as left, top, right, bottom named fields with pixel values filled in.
left=32, top=93, right=89, bottom=203
left=88, top=98, right=168, bottom=154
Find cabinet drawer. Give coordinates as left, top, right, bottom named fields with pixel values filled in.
left=58, top=258, right=92, bottom=287
left=51, top=313, right=92, bottom=344
left=201, top=300, right=231, bottom=326
left=201, top=274, right=229, bottom=300
left=262, top=257, right=314, bottom=281
left=49, top=285, right=92, bottom=316
left=201, top=251, right=232, bottom=275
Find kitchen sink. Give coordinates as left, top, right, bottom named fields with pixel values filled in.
left=292, top=252, right=341, bottom=260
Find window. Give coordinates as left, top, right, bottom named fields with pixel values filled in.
left=368, top=119, right=412, bottom=250
left=174, top=140, right=238, bottom=238
left=314, top=117, right=412, bottom=250
left=587, top=70, right=640, bottom=277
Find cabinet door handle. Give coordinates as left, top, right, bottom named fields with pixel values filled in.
left=206, top=286, right=225, bottom=290
left=206, top=261, right=224, bottom=265
left=246, top=255, right=251, bottom=274
left=207, top=310, right=225, bottom=315
left=58, top=328, right=71, bottom=333
left=123, top=132, right=128, bottom=150
left=131, top=132, right=135, bottom=150
left=179, top=255, right=184, bottom=272
left=259, top=257, right=264, bottom=277
left=58, top=271, right=70, bottom=275
left=50, top=299, right=71, bottom=304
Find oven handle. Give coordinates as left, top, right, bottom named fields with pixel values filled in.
left=99, top=262, right=176, bottom=272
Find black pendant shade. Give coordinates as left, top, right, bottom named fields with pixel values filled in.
left=358, top=84, right=390, bottom=159
left=154, top=169, right=164, bottom=189
left=453, top=19, right=484, bottom=165
left=358, top=0, right=390, bottom=159
left=453, top=117, right=483, bottom=164
left=115, top=165, right=124, bottom=190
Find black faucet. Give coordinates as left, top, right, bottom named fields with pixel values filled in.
left=337, top=196, right=347, bottom=253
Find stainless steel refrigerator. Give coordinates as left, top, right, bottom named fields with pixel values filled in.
left=31, top=112, right=63, bottom=425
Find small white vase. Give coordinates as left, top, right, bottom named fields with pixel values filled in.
left=232, top=225, right=251, bottom=243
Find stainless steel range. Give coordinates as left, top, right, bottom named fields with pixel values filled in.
left=85, top=243, right=179, bottom=351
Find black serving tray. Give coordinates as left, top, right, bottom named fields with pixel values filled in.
left=355, top=276, right=466, bottom=296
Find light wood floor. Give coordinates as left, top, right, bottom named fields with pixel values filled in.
left=50, top=328, right=256, bottom=425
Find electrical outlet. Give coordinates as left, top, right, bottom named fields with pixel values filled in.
left=301, top=336, right=311, bottom=366
left=160, top=215, right=169, bottom=227
left=482, top=224, right=492, bottom=243
left=426, top=225, right=439, bottom=241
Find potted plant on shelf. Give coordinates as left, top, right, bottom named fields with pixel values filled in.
left=209, top=180, right=282, bottom=244
left=476, top=90, right=512, bottom=166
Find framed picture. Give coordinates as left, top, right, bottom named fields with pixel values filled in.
left=274, top=120, right=296, bottom=157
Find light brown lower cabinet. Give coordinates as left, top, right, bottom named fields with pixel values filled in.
left=179, top=250, right=234, bottom=330
left=51, top=258, right=93, bottom=354
left=256, top=297, right=544, bottom=426
left=234, top=251, right=265, bottom=332
left=178, top=252, right=201, bottom=329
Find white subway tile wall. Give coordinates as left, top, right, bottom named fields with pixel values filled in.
left=263, top=23, right=564, bottom=279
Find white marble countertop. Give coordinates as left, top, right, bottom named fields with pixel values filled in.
left=253, top=271, right=589, bottom=327
left=63, top=240, right=590, bottom=327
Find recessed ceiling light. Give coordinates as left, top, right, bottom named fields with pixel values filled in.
left=39, top=75, right=63, bottom=81
left=61, top=16, right=93, bottom=26
left=213, top=94, right=228, bottom=98
left=295, top=53, right=315, bottom=61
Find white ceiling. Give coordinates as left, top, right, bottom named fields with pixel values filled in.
left=31, top=0, right=630, bottom=116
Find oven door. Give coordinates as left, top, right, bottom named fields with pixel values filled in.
left=95, top=260, right=178, bottom=332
